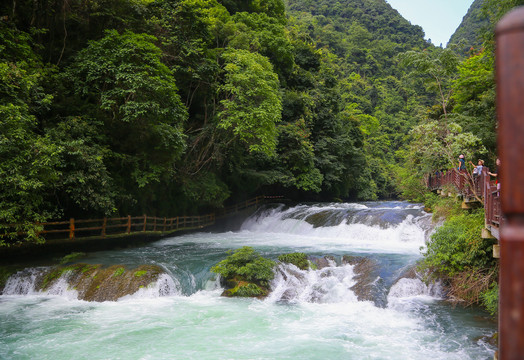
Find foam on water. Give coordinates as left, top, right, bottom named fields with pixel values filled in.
left=268, top=262, right=358, bottom=304
left=2, top=268, right=45, bottom=295
left=387, top=277, right=444, bottom=311
left=119, top=273, right=181, bottom=300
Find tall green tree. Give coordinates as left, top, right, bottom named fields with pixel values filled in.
left=64, top=30, right=187, bottom=213
left=218, top=49, right=282, bottom=156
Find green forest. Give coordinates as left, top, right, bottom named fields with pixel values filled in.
left=0, top=0, right=522, bottom=247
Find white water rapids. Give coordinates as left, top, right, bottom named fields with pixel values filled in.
left=0, top=201, right=496, bottom=359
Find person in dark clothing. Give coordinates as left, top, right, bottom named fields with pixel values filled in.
left=458, top=154, right=466, bottom=170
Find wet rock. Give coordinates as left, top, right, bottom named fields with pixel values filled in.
left=395, top=265, right=418, bottom=280
left=221, top=278, right=269, bottom=298
left=41, top=263, right=166, bottom=301
left=342, top=255, right=383, bottom=305
left=310, top=255, right=336, bottom=270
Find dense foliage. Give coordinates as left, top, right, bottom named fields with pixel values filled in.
left=0, top=0, right=437, bottom=245
left=420, top=195, right=498, bottom=315
left=211, top=246, right=276, bottom=297
left=0, top=0, right=520, bottom=252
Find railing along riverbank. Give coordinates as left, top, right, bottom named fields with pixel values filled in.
left=3, top=195, right=283, bottom=243
left=425, top=168, right=502, bottom=240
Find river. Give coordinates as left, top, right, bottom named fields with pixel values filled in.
left=0, top=201, right=496, bottom=359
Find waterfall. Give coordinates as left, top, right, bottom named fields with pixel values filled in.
left=240, top=202, right=433, bottom=254
left=118, top=274, right=181, bottom=300
left=2, top=267, right=47, bottom=295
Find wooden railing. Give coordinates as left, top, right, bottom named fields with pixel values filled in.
left=3, top=195, right=283, bottom=242
left=35, top=214, right=216, bottom=241
left=426, top=168, right=502, bottom=239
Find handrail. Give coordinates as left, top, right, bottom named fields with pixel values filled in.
left=1, top=195, right=283, bottom=242
left=426, top=167, right=502, bottom=239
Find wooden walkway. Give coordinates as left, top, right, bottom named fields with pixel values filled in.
left=3, top=195, right=282, bottom=243
left=426, top=168, right=501, bottom=240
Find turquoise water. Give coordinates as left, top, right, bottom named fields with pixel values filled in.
left=0, top=202, right=496, bottom=359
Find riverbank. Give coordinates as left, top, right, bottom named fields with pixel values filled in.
left=420, top=193, right=499, bottom=315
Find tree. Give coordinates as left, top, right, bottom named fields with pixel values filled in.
left=399, top=46, right=461, bottom=120
left=218, top=49, right=282, bottom=156
left=0, top=25, right=60, bottom=244
left=451, top=49, right=496, bottom=155
left=64, top=30, right=187, bottom=212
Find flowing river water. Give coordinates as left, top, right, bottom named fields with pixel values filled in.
left=0, top=201, right=496, bottom=359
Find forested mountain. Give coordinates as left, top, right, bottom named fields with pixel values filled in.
left=448, top=0, right=489, bottom=51
left=2, top=0, right=520, bottom=245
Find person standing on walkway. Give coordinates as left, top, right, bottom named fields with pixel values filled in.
left=458, top=154, right=466, bottom=170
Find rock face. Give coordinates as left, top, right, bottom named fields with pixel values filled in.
left=39, top=264, right=165, bottom=301
left=342, top=255, right=384, bottom=306
left=310, top=255, right=336, bottom=270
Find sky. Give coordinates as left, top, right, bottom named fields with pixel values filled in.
left=385, top=0, right=475, bottom=47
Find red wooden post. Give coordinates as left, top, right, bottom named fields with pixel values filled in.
left=496, top=7, right=524, bottom=359
left=143, top=214, right=147, bottom=232
left=101, top=217, right=107, bottom=238
left=69, top=218, right=75, bottom=240
left=127, top=215, right=131, bottom=234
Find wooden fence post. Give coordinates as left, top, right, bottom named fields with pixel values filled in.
left=163, top=217, right=167, bottom=233
left=153, top=217, right=157, bottom=232
left=101, top=217, right=107, bottom=238
left=127, top=215, right=131, bottom=234
left=496, top=7, right=524, bottom=359
left=143, top=214, right=147, bottom=232
left=69, top=218, right=75, bottom=240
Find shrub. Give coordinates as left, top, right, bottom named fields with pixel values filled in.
left=211, top=246, right=275, bottom=286
left=278, top=252, right=309, bottom=270
left=422, top=209, right=495, bottom=276
left=481, top=282, right=499, bottom=316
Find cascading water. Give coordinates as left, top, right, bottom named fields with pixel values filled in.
left=0, top=202, right=496, bottom=359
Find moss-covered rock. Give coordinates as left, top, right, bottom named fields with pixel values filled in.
left=211, top=246, right=275, bottom=298
left=222, top=280, right=269, bottom=297
left=41, top=263, right=166, bottom=301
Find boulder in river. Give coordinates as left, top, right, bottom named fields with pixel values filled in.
left=41, top=263, right=166, bottom=301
